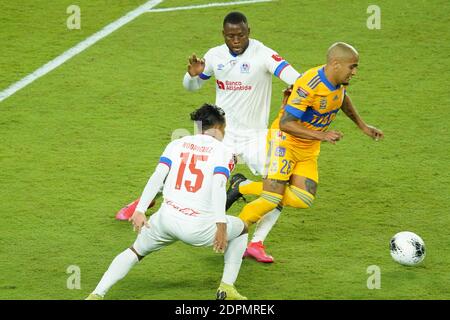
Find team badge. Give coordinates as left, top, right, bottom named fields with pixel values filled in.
left=275, top=147, right=286, bottom=157
left=240, top=62, right=250, bottom=73
left=296, top=87, right=309, bottom=98
left=320, top=98, right=327, bottom=109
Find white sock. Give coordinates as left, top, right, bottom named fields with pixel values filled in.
left=251, top=207, right=282, bottom=243
left=93, top=248, right=139, bottom=297
left=221, top=233, right=248, bottom=285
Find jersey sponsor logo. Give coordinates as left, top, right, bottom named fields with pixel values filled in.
left=217, top=80, right=225, bottom=90
left=271, top=54, right=284, bottom=62
left=240, top=62, right=250, bottom=73
left=275, top=147, right=286, bottom=157
left=296, top=87, right=309, bottom=98
left=217, top=80, right=252, bottom=91
left=165, top=200, right=199, bottom=217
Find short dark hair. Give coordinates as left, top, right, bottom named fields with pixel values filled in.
left=223, top=12, right=248, bottom=27
left=190, top=103, right=226, bottom=131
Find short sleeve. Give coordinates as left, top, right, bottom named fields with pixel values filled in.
left=284, top=76, right=315, bottom=119
left=213, top=146, right=234, bottom=181
left=159, top=140, right=177, bottom=169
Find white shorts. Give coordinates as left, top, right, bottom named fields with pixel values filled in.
left=223, top=128, right=268, bottom=176
left=133, top=204, right=245, bottom=256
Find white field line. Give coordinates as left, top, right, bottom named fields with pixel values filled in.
left=147, top=0, right=274, bottom=13
left=0, top=0, right=275, bottom=103
left=0, top=0, right=164, bottom=103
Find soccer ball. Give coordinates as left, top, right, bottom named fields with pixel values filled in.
left=389, top=231, right=426, bottom=266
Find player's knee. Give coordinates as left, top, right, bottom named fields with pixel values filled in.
left=240, top=223, right=249, bottom=235
left=129, top=246, right=145, bottom=261
left=282, top=186, right=315, bottom=209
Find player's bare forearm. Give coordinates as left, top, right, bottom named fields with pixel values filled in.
left=341, top=95, right=367, bottom=130
left=279, top=111, right=324, bottom=140
left=280, top=111, right=343, bottom=144
left=341, top=95, right=384, bottom=140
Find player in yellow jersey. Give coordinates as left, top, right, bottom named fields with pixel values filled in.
left=230, top=42, right=384, bottom=260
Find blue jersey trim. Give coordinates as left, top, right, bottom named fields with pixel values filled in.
left=214, top=166, right=230, bottom=179
left=318, top=67, right=340, bottom=91
left=284, top=105, right=305, bottom=119
left=159, top=156, right=172, bottom=168
left=274, top=61, right=289, bottom=77
left=198, top=73, right=211, bottom=80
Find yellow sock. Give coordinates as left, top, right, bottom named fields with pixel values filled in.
left=281, top=185, right=315, bottom=208
left=239, top=191, right=283, bottom=225
left=239, top=181, right=263, bottom=196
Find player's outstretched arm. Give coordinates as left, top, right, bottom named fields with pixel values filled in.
left=279, top=110, right=343, bottom=144
left=341, top=95, right=384, bottom=141
left=130, top=163, right=170, bottom=233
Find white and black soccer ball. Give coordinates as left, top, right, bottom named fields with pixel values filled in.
left=389, top=231, right=426, bottom=266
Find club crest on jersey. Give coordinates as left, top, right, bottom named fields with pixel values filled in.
left=240, top=62, right=250, bottom=73
left=296, top=87, right=309, bottom=98
left=320, top=98, right=327, bottom=109
left=217, top=64, right=225, bottom=71
left=275, top=147, right=286, bottom=157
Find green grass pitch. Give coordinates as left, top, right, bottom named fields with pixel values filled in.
left=0, top=0, right=449, bottom=300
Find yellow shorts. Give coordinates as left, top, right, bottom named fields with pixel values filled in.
left=264, top=129, right=320, bottom=183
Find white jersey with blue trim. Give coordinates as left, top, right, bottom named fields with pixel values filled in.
left=199, top=39, right=300, bottom=131
left=158, top=134, right=234, bottom=218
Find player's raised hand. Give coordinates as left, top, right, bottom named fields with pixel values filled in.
left=213, top=223, right=228, bottom=254
left=322, top=130, right=344, bottom=144
left=363, top=125, right=384, bottom=141
left=187, top=53, right=205, bottom=77
left=129, top=210, right=149, bottom=234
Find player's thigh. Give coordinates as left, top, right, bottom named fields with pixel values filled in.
left=264, top=132, right=296, bottom=194
left=238, top=129, right=268, bottom=175
left=132, top=211, right=176, bottom=256
left=290, top=155, right=319, bottom=195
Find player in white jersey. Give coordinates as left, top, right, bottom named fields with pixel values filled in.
left=87, top=104, right=248, bottom=300
left=183, top=12, right=301, bottom=263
